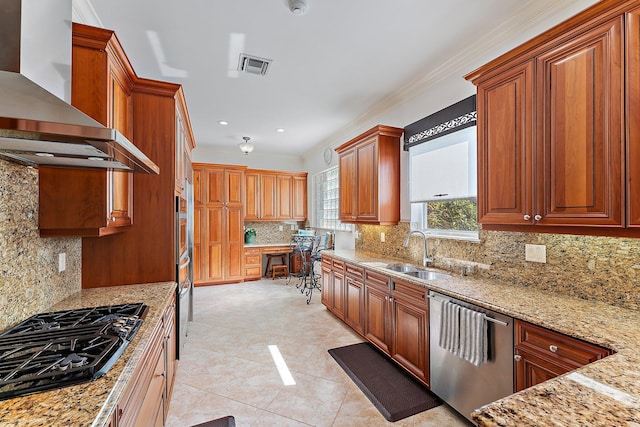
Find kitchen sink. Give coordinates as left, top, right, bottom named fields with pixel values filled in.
left=383, top=264, right=451, bottom=280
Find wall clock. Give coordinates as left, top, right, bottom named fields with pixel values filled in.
left=323, top=147, right=333, bottom=165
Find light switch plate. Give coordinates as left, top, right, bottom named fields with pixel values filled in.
left=525, top=244, right=546, bottom=263
left=380, top=232, right=386, bottom=243
left=58, top=253, right=66, bottom=272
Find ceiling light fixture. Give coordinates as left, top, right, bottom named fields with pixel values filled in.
left=238, top=136, right=254, bottom=155
left=276, top=128, right=285, bottom=133
left=288, top=0, right=307, bottom=15
left=218, top=120, right=228, bottom=126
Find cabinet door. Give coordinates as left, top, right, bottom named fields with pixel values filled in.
left=514, top=348, right=568, bottom=392
left=277, top=174, right=293, bottom=220
left=391, top=297, right=428, bottom=384
left=193, top=167, right=204, bottom=284
left=204, top=206, right=224, bottom=283
left=321, top=265, right=332, bottom=308
left=245, top=171, right=260, bottom=220
left=345, top=275, right=364, bottom=336
left=292, top=175, right=307, bottom=220
left=355, top=138, right=378, bottom=221
left=331, top=271, right=346, bottom=320
left=260, top=173, right=278, bottom=220
left=476, top=61, right=534, bottom=225
left=364, top=283, right=390, bottom=354
left=339, top=148, right=357, bottom=221
left=225, top=204, right=245, bottom=281
left=535, top=17, right=624, bottom=226
left=627, top=8, right=640, bottom=226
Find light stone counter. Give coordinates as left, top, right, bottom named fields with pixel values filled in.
left=0, top=281, right=176, bottom=427
left=323, top=249, right=640, bottom=426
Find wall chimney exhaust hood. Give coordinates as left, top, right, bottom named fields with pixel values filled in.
left=0, top=0, right=159, bottom=174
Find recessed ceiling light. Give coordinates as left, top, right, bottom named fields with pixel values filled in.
left=35, top=152, right=54, bottom=157
left=218, top=120, right=229, bottom=126
left=276, top=128, right=285, bottom=133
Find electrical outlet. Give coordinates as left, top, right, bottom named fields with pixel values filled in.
left=279, top=225, right=283, bottom=231
left=380, top=232, right=386, bottom=243
left=290, top=224, right=295, bottom=230
left=525, top=244, right=546, bottom=263
left=58, top=253, right=66, bottom=272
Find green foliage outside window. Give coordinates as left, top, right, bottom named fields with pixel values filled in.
left=426, top=198, right=478, bottom=231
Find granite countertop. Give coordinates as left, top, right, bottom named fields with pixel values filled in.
left=323, top=249, right=640, bottom=426
left=244, top=242, right=292, bottom=248
left=0, top=281, right=176, bottom=427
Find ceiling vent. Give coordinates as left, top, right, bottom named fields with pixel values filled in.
left=238, top=54, right=272, bottom=76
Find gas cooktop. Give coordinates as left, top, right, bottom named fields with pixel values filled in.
left=0, top=303, right=147, bottom=401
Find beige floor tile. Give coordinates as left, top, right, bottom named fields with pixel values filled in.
left=167, top=279, right=472, bottom=427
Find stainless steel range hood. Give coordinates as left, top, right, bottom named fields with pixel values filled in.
left=0, top=0, right=159, bottom=174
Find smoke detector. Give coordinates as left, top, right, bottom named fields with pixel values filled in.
left=288, top=0, right=307, bottom=15
left=238, top=53, right=272, bottom=76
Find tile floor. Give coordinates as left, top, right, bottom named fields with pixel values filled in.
left=166, top=278, right=472, bottom=427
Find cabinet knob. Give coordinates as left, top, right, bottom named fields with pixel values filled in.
left=534, top=214, right=542, bottom=221
left=514, top=354, right=522, bottom=362
left=108, top=216, right=116, bottom=222
left=549, top=344, right=558, bottom=353
left=523, top=215, right=531, bottom=221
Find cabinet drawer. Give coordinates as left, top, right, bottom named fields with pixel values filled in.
left=391, top=279, right=427, bottom=305
left=333, top=260, right=345, bottom=272
left=321, top=257, right=332, bottom=270
left=245, top=255, right=261, bottom=265
left=345, top=263, right=364, bottom=279
left=245, top=266, right=262, bottom=276
left=515, top=321, right=610, bottom=368
left=245, top=247, right=261, bottom=255
left=365, top=270, right=390, bottom=291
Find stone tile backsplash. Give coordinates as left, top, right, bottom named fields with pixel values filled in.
left=0, top=160, right=81, bottom=331
left=356, top=222, right=640, bottom=310
left=244, top=221, right=307, bottom=245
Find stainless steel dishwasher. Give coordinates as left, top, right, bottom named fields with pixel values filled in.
left=429, top=290, right=513, bottom=424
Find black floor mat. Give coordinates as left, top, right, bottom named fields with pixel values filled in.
left=328, top=342, right=441, bottom=422
left=191, top=415, right=236, bottom=427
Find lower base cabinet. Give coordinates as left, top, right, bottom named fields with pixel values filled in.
left=390, top=278, right=429, bottom=385
left=514, top=320, right=610, bottom=392
left=116, top=298, right=177, bottom=427
left=363, top=270, right=391, bottom=354
left=344, top=264, right=365, bottom=335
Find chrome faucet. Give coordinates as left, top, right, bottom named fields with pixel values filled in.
left=403, top=229, right=433, bottom=267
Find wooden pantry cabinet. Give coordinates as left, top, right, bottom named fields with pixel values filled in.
left=514, top=320, right=610, bottom=392
left=466, top=0, right=640, bottom=234
left=335, top=125, right=403, bottom=225
left=245, top=169, right=307, bottom=221
left=74, top=23, right=196, bottom=289
left=194, top=164, right=245, bottom=285
left=39, top=23, right=136, bottom=237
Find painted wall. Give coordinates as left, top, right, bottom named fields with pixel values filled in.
left=193, top=145, right=304, bottom=172
left=0, top=160, right=81, bottom=331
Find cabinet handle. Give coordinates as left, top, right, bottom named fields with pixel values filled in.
left=534, top=214, right=542, bottom=221
left=549, top=344, right=558, bottom=353
left=108, top=216, right=116, bottom=222
left=514, top=354, right=522, bottom=362
left=523, top=215, right=531, bottom=221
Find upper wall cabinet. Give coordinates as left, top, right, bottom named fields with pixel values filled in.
left=39, top=24, right=136, bottom=237
left=336, top=125, right=403, bottom=225
left=245, top=169, right=307, bottom=222
left=466, top=0, right=640, bottom=235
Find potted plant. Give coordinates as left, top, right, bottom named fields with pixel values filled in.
left=244, top=228, right=256, bottom=244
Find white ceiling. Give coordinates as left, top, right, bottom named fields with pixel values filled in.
left=80, top=0, right=597, bottom=157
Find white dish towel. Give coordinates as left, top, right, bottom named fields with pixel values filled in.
left=438, top=300, right=460, bottom=354
left=457, top=305, right=488, bottom=367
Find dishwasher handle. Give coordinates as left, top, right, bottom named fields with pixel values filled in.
left=427, top=294, right=510, bottom=327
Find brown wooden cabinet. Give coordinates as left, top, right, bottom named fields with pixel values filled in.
left=390, top=278, right=429, bottom=385
left=514, top=320, right=610, bottom=392
left=73, top=23, right=196, bottom=289
left=117, top=298, right=176, bottom=427
left=244, top=247, right=262, bottom=280
left=245, top=169, right=308, bottom=221
left=467, top=2, right=640, bottom=234
left=194, top=163, right=245, bottom=285
left=39, top=24, right=136, bottom=237
left=336, top=125, right=403, bottom=225
left=344, top=263, right=365, bottom=335
left=363, top=270, right=391, bottom=354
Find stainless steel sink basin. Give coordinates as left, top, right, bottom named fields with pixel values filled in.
left=382, top=264, right=451, bottom=280
left=384, top=264, right=420, bottom=273
left=405, top=270, right=451, bottom=280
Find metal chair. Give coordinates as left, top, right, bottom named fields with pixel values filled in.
left=287, top=234, right=323, bottom=303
